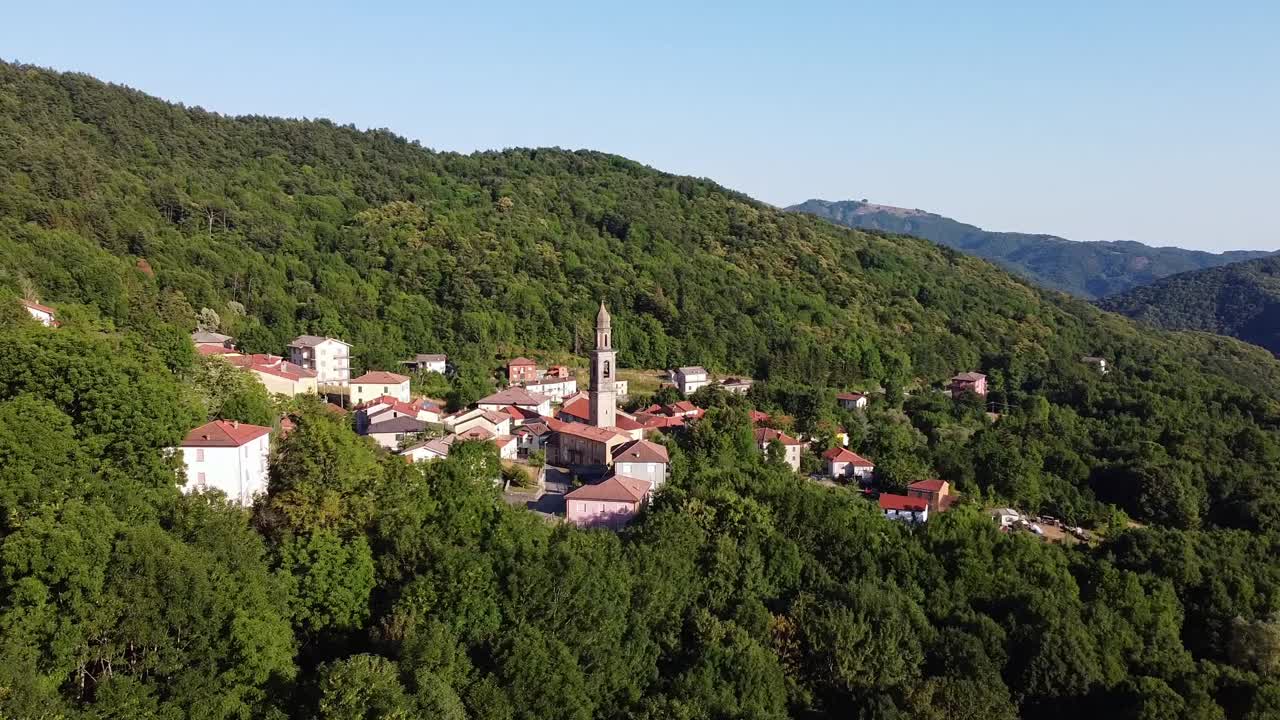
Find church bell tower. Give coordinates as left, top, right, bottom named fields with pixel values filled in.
left=589, top=301, right=617, bottom=428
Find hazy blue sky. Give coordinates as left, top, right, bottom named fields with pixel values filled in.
left=4, top=1, right=1278, bottom=250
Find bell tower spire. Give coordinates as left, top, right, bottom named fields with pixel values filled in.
left=589, top=301, right=617, bottom=428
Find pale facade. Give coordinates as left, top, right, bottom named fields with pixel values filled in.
left=178, top=420, right=272, bottom=505
left=524, top=376, right=578, bottom=403
left=672, top=366, right=708, bottom=395
left=590, top=302, right=617, bottom=429
left=288, top=336, right=352, bottom=388
left=20, top=299, right=56, bottom=327
left=350, top=371, right=411, bottom=406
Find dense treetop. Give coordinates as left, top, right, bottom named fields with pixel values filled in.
left=789, top=198, right=1274, bottom=299
left=1099, top=254, right=1280, bottom=357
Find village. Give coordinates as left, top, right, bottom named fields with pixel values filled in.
left=25, top=296, right=1080, bottom=537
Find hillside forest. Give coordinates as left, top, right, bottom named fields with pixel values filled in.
left=4, top=61, right=1280, bottom=719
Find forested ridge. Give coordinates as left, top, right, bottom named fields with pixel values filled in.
left=1099, top=255, right=1280, bottom=357
left=6, top=61, right=1280, bottom=718
left=788, top=198, right=1274, bottom=299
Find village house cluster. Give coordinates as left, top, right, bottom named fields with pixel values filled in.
left=15, top=292, right=1107, bottom=533
left=176, top=303, right=995, bottom=528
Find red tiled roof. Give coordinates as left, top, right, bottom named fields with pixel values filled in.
left=565, top=475, right=649, bottom=503
left=612, top=438, right=669, bottom=464
left=823, top=447, right=874, bottom=465
left=560, top=396, right=591, bottom=420
left=324, top=402, right=348, bottom=415
left=501, top=404, right=542, bottom=421
left=231, top=354, right=316, bottom=381
left=951, top=372, right=986, bottom=382
left=614, top=414, right=644, bottom=431
left=749, top=410, right=770, bottom=424
left=836, top=392, right=867, bottom=402
left=352, top=371, right=409, bottom=385
left=479, top=387, right=551, bottom=407
left=508, top=357, right=536, bottom=367
left=879, top=494, right=928, bottom=512
left=457, top=426, right=495, bottom=441
left=755, top=427, right=803, bottom=446
left=635, top=413, right=685, bottom=429
left=182, top=419, right=271, bottom=447
left=19, top=298, right=56, bottom=314
left=546, top=417, right=626, bottom=444
left=908, top=479, right=949, bottom=493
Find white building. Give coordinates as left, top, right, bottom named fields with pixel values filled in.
left=754, top=427, right=803, bottom=472
left=403, top=353, right=448, bottom=375
left=288, top=336, right=352, bottom=388
left=836, top=392, right=869, bottom=410
left=672, top=366, right=709, bottom=395
left=523, top=375, right=579, bottom=403
left=879, top=494, right=929, bottom=524
left=401, top=435, right=455, bottom=463
left=823, top=447, right=875, bottom=481
left=20, top=299, right=57, bottom=327
left=614, top=379, right=629, bottom=397
left=350, top=371, right=411, bottom=406
left=177, top=420, right=272, bottom=505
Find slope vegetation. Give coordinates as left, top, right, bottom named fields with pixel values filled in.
left=788, top=198, right=1272, bottom=298
left=1100, top=255, right=1280, bottom=355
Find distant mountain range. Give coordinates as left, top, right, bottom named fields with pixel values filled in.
left=787, top=199, right=1273, bottom=299
left=1098, top=255, right=1280, bottom=356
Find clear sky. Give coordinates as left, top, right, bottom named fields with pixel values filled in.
left=4, top=1, right=1278, bottom=251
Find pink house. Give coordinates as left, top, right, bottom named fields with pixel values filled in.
left=823, top=447, right=875, bottom=481
left=564, top=475, right=651, bottom=530
left=949, top=372, right=988, bottom=398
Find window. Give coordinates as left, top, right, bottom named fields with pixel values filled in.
left=603, top=360, right=611, bottom=379
left=620, top=463, right=630, bottom=474
left=196, top=448, right=205, bottom=462
left=197, top=472, right=206, bottom=488
left=383, top=386, right=388, bottom=393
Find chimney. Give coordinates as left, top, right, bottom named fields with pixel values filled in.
left=231, top=420, right=239, bottom=428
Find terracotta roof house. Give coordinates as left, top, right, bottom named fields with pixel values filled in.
left=558, top=395, right=591, bottom=423
left=177, top=420, right=272, bottom=505
left=823, top=447, right=875, bottom=482
left=949, top=372, right=988, bottom=398
left=612, top=438, right=670, bottom=490
left=836, top=392, right=869, bottom=410
left=443, top=407, right=512, bottom=438
left=565, top=475, right=652, bottom=530
left=754, top=427, right=804, bottom=472
left=507, top=357, right=539, bottom=384
left=228, top=354, right=317, bottom=396
left=350, top=371, right=411, bottom=406
left=879, top=493, right=930, bottom=523
left=19, top=298, right=58, bottom=327
left=749, top=410, right=770, bottom=425
left=478, top=387, right=552, bottom=416
left=907, top=479, right=957, bottom=513
left=545, top=417, right=629, bottom=470
left=663, top=401, right=701, bottom=418
left=612, top=413, right=646, bottom=440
